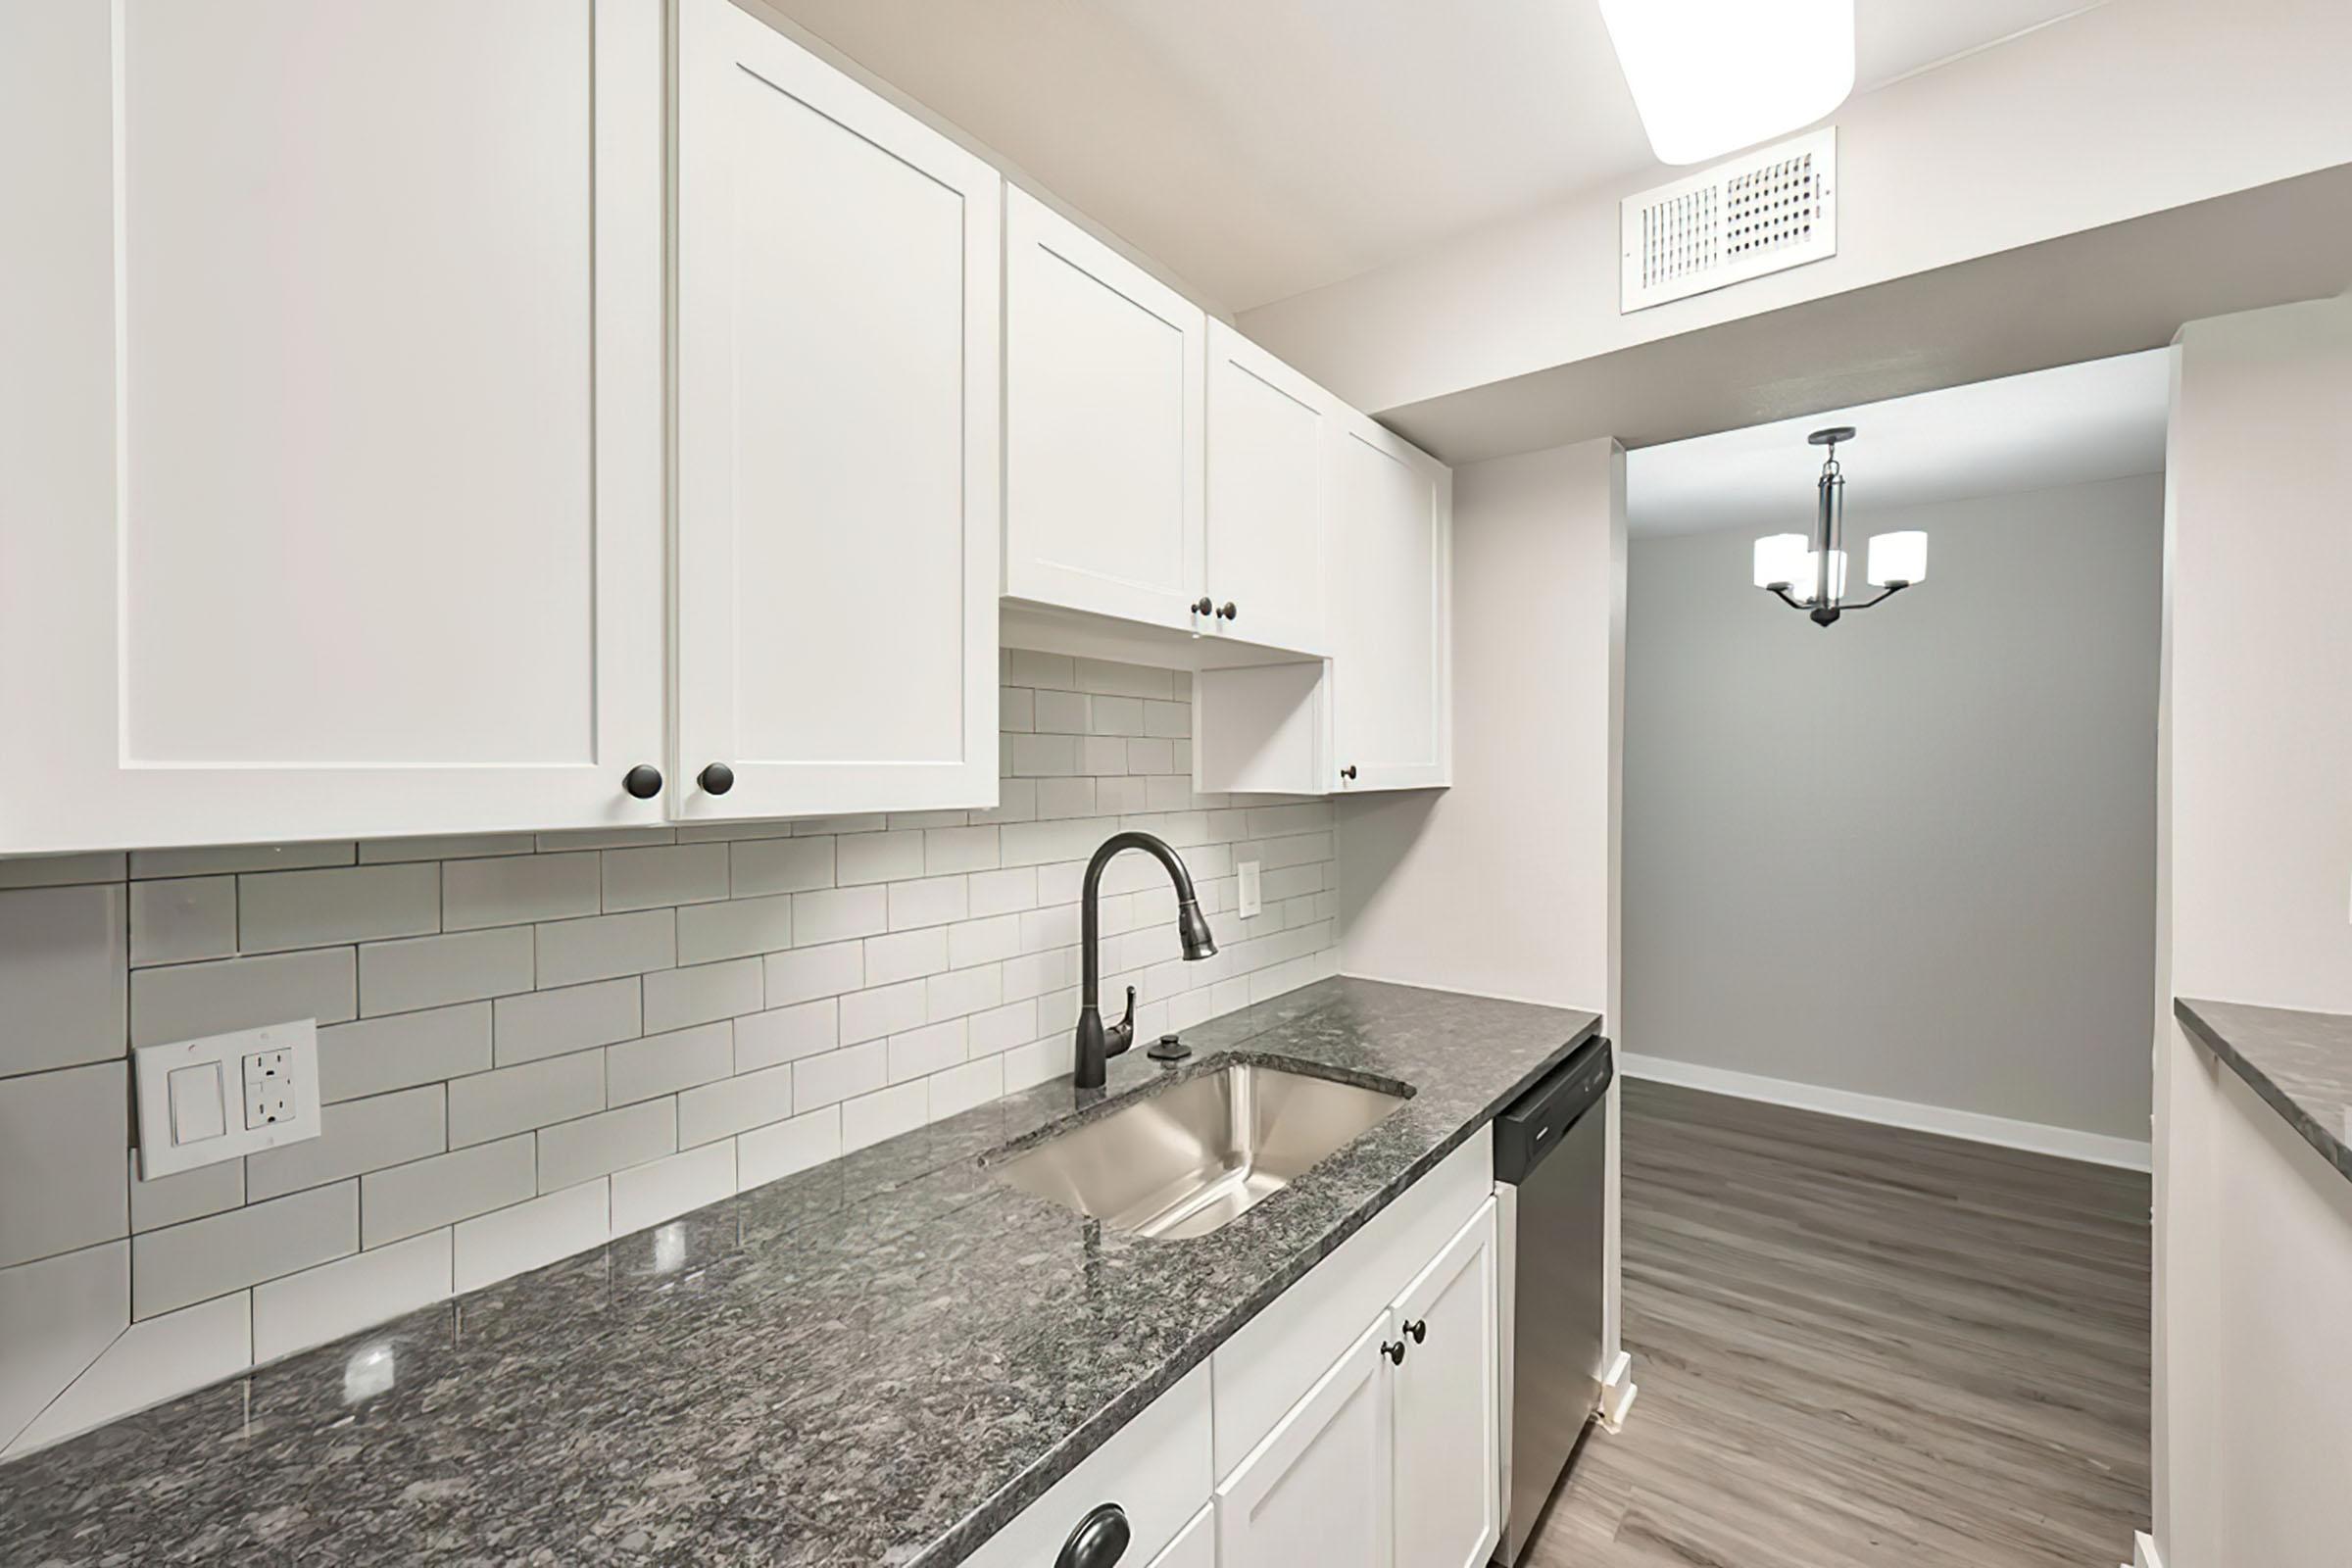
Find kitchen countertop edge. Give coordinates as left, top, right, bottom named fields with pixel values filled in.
left=2175, top=996, right=2352, bottom=1187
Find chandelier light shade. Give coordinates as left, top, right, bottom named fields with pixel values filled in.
left=1755, top=427, right=1926, bottom=627
left=1597, top=0, right=1856, bottom=166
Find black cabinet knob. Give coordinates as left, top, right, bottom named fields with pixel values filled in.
left=1404, top=1318, right=1427, bottom=1345
left=1055, top=1502, right=1131, bottom=1568
left=698, top=762, right=736, bottom=796
left=1382, top=1339, right=1407, bottom=1365
left=1191, top=596, right=1214, bottom=616
left=1216, top=602, right=1238, bottom=621
left=1340, top=764, right=1358, bottom=782
left=622, top=764, right=662, bottom=800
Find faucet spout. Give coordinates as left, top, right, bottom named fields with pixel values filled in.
left=1073, top=830, right=1216, bottom=1089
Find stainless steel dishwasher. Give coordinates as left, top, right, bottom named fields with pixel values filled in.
left=1493, top=1034, right=1612, bottom=1566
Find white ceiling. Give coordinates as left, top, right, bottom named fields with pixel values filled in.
left=760, top=0, right=2108, bottom=313
left=1625, top=349, right=2172, bottom=537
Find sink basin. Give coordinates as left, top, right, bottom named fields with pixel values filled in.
left=987, top=1060, right=1408, bottom=1240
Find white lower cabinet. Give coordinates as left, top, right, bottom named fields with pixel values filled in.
left=1216, top=1315, right=1396, bottom=1568
left=1150, top=1505, right=1216, bottom=1568
left=1393, top=1201, right=1503, bottom=1568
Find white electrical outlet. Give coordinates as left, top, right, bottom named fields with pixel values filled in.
left=1238, top=859, right=1262, bottom=920
left=134, top=1020, right=321, bottom=1179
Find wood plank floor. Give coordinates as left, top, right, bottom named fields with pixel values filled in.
left=1528, top=1080, right=2151, bottom=1568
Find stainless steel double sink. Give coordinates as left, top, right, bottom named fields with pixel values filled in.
left=985, top=1060, right=1408, bottom=1241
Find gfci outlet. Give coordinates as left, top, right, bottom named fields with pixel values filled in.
left=1238, top=859, right=1263, bottom=920
left=133, top=1019, right=321, bottom=1179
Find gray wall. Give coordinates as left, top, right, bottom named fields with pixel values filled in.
left=1622, top=473, right=2162, bottom=1141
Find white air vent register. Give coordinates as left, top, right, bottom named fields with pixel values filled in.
left=1620, top=127, right=1837, bottom=313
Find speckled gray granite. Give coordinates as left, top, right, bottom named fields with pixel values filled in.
left=2177, top=997, right=2352, bottom=1187
left=1, top=978, right=1599, bottom=1566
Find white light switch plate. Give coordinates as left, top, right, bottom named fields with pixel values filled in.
left=134, top=1019, right=320, bottom=1180
left=1238, top=859, right=1262, bottom=920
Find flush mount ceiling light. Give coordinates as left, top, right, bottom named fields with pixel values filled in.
left=1597, top=0, right=1855, bottom=166
left=1753, top=427, right=1927, bottom=627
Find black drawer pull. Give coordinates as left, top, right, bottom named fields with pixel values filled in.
left=1056, top=1501, right=1130, bottom=1568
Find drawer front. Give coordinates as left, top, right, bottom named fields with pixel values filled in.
left=959, top=1364, right=1212, bottom=1568
left=1211, top=1125, right=1493, bottom=1476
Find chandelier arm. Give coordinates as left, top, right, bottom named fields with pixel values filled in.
left=1762, top=584, right=1808, bottom=612
left=1839, top=582, right=1910, bottom=612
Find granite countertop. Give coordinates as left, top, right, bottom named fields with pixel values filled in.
left=2, top=977, right=1600, bottom=1566
left=2176, top=997, right=2352, bottom=1185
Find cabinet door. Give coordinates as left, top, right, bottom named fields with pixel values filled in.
left=0, top=0, right=666, bottom=854
left=1217, top=1315, right=1395, bottom=1568
left=1004, top=187, right=1206, bottom=632
left=1392, top=1200, right=1501, bottom=1568
left=1205, top=323, right=1335, bottom=657
left=1149, top=1504, right=1215, bottom=1568
left=673, top=0, right=1000, bottom=821
left=1332, top=415, right=1452, bottom=792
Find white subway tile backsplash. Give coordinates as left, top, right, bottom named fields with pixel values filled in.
left=0, top=657, right=1340, bottom=1441
left=840, top=979, right=927, bottom=1047
left=361, top=832, right=538, bottom=864
left=536, top=1100, right=676, bottom=1193
left=318, top=1002, right=493, bottom=1102
left=642, top=957, right=762, bottom=1035
left=0, top=1241, right=126, bottom=1450
left=252, top=1228, right=451, bottom=1364
left=361, top=1135, right=536, bottom=1249
left=493, top=977, right=640, bottom=1067
left=245, top=1086, right=447, bottom=1202
left=360, top=926, right=532, bottom=1017
left=835, top=830, right=925, bottom=886
left=0, top=1062, right=127, bottom=1270
left=534, top=909, right=674, bottom=990
left=130, top=1181, right=356, bottom=1320
left=763, top=940, right=863, bottom=1008
left=129, top=1153, right=244, bottom=1234
left=442, top=852, right=600, bottom=931
left=792, top=885, right=888, bottom=946
left=886, top=1019, right=965, bottom=1084
left=607, top=1021, right=732, bottom=1106
left=0, top=884, right=128, bottom=1076
left=238, top=862, right=439, bottom=954
left=448, top=1053, right=603, bottom=1150
left=0, top=852, right=125, bottom=890
left=601, top=844, right=728, bottom=913
left=887, top=875, right=966, bottom=932
left=674, top=892, right=794, bottom=966
left=7, top=1290, right=248, bottom=1458
left=733, top=999, right=838, bottom=1072
left=678, top=1062, right=795, bottom=1149
left=611, top=1142, right=735, bottom=1237
left=130, top=842, right=353, bottom=879
left=793, top=1042, right=885, bottom=1113
left=126, top=877, right=234, bottom=968
left=130, top=947, right=355, bottom=1050
left=734, top=1106, right=839, bottom=1191
left=728, top=835, right=836, bottom=897
left=863, top=927, right=949, bottom=988
left=841, top=1081, right=926, bottom=1152
left=452, top=1180, right=609, bottom=1295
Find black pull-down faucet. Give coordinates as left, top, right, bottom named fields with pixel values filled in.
left=1073, top=831, right=1217, bottom=1089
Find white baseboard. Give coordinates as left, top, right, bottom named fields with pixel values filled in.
left=1595, top=1350, right=1638, bottom=1435
left=1620, top=1053, right=2152, bottom=1172
left=2132, top=1531, right=2163, bottom=1568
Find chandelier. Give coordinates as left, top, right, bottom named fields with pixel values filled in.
left=1752, top=427, right=1928, bottom=626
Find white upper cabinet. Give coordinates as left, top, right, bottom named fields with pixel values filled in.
left=1391, top=1200, right=1501, bottom=1568
left=0, top=0, right=667, bottom=854
left=672, top=0, right=1002, bottom=821
left=1332, top=413, right=1453, bottom=792
left=1004, top=188, right=1206, bottom=632
left=1205, top=323, right=1337, bottom=657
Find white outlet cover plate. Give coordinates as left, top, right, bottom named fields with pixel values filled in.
left=1238, top=860, right=1263, bottom=919
left=134, top=1019, right=321, bottom=1179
